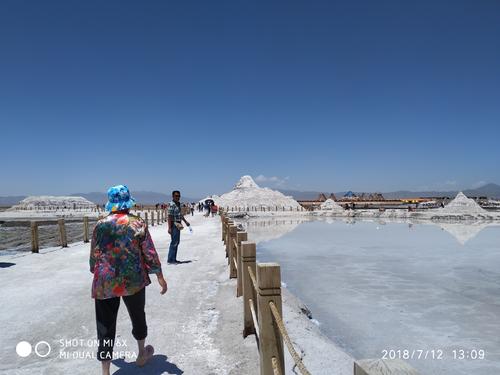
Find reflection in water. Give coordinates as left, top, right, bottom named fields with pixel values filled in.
left=321, top=217, right=500, bottom=245
left=438, top=222, right=500, bottom=245
left=233, top=217, right=310, bottom=243
left=254, top=218, right=500, bottom=375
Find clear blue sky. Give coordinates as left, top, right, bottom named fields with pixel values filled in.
left=1, top=0, right=499, bottom=197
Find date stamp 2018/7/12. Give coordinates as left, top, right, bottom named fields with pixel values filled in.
left=381, top=349, right=486, bottom=360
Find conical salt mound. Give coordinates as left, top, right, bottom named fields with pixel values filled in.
left=214, top=175, right=301, bottom=209
left=441, top=192, right=486, bottom=214
left=320, top=198, right=344, bottom=212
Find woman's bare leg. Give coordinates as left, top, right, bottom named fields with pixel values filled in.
left=101, top=360, right=111, bottom=375
left=137, top=339, right=145, bottom=357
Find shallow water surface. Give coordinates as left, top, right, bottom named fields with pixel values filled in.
left=240, top=218, right=500, bottom=375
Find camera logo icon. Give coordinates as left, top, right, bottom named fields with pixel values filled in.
left=16, top=341, right=51, bottom=358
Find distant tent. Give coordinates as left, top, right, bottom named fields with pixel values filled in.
left=341, top=191, right=358, bottom=201
left=329, top=193, right=337, bottom=201
left=317, top=193, right=327, bottom=202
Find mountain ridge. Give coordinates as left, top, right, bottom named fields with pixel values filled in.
left=1, top=183, right=499, bottom=206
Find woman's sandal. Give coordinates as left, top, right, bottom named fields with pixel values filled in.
left=136, top=345, right=154, bottom=367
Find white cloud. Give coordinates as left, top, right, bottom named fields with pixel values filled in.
left=254, top=175, right=290, bottom=187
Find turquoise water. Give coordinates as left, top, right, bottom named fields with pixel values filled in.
left=240, top=218, right=500, bottom=375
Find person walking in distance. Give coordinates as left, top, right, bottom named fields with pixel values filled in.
left=167, top=190, right=191, bottom=264
left=90, top=185, right=168, bottom=375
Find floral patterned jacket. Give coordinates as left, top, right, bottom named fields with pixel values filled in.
left=90, top=213, right=162, bottom=299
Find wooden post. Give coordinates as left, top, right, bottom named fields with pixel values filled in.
left=236, top=231, right=248, bottom=297
left=83, top=216, right=89, bottom=243
left=257, top=263, right=284, bottom=375
left=151, top=211, right=155, bottom=226
left=220, top=214, right=225, bottom=241
left=221, top=216, right=226, bottom=243
left=58, top=219, right=68, bottom=247
left=225, top=219, right=233, bottom=253
left=241, top=241, right=256, bottom=337
left=145, top=212, right=149, bottom=227
left=228, top=225, right=237, bottom=278
left=157, top=211, right=160, bottom=225
left=30, top=221, right=39, bottom=253
left=137, top=212, right=141, bottom=218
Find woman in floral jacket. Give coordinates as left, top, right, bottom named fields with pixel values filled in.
left=90, top=185, right=167, bottom=375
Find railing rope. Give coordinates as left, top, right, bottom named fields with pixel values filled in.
left=271, top=357, right=282, bottom=375
left=269, top=301, right=311, bottom=375
left=248, top=266, right=258, bottom=292
left=249, top=298, right=260, bottom=342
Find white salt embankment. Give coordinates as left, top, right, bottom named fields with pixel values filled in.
left=1, top=196, right=99, bottom=219
left=9, top=196, right=96, bottom=210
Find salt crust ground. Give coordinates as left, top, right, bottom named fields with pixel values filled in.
left=0, top=212, right=354, bottom=375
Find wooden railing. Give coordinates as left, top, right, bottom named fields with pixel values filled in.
left=221, top=212, right=307, bottom=375
left=224, top=206, right=305, bottom=213
left=220, top=210, right=420, bottom=375
left=23, top=208, right=169, bottom=253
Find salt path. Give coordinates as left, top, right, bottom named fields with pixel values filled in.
left=0, top=212, right=353, bottom=375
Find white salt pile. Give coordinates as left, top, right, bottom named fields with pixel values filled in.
left=214, top=175, right=301, bottom=209
left=9, top=196, right=96, bottom=210
left=440, top=192, right=487, bottom=215
left=319, top=198, right=344, bottom=212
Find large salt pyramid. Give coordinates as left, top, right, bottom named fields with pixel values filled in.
left=9, top=196, right=95, bottom=210
left=215, top=176, right=301, bottom=209
left=440, top=192, right=487, bottom=215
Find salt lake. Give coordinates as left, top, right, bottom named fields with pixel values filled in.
left=237, top=217, right=500, bottom=375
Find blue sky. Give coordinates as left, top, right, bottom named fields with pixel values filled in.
left=1, top=0, right=499, bottom=197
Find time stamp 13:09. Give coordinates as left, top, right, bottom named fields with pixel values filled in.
left=381, top=349, right=486, bottom=360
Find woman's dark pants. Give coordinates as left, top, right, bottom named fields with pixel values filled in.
left=95, top=288, right=147, bottom=361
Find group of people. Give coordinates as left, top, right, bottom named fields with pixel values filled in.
left=89, top=185, right=192, bottom=375
left=196, top=200, right=218, bottom=217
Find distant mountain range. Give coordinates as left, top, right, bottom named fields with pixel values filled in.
left=1, top=183, right=499, bottom=206
left=0, top=191, right=200, bottom=206
left=278, top=183, right=500, bottom=200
